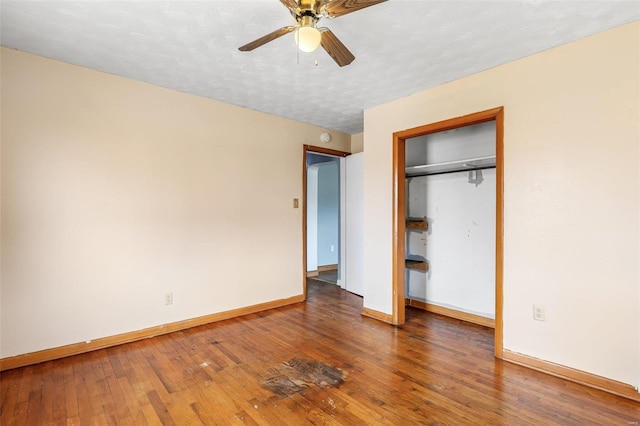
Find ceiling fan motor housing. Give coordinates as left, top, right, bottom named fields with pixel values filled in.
left=298, top=12, right=319, bottom=28
left=297, top=0, right=323, bottom=16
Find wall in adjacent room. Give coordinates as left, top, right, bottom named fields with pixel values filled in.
left=362, top=22, right=640, bottom=388
left=0, top=47, right=350, bottom=358
left=317, top=161, right=339, bottom=267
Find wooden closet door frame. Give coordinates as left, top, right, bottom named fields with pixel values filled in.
left=302, top=145, right=350, bottom=300
left=392, top=107, right=505, bottom=358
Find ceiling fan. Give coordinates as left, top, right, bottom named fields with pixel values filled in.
left=238, top=0, right=387, bottom=67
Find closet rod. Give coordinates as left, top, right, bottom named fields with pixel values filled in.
left=407, top=155, right=495, bottom=170
left=406, top=165, right=496, bottom=178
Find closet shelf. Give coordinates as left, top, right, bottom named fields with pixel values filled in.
left=406, top=218, right=428, bottom=230
left=405, top=155, right=495, bottom=177
left=405, top=259, right=428, bottom=271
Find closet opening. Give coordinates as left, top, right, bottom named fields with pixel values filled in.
left=392, top=107, right=504, bottom=357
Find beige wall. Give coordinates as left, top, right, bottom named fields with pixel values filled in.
left=0, top=47, right=350, bottom=358
left=350, top=132, right=364, bottom=153
left=363, top=21, right=640, bottom=388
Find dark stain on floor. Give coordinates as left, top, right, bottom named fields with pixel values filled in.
left=263, top=358, right=347, bottom=397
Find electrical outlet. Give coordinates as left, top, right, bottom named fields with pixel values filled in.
left=330, top=245, right=335, bottom=252
left=165, top=292, right=173, bottom=305
left=533, top=304, right=545, bottom=321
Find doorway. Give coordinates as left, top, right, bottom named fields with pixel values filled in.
left=392, top=107, right=504, bottom=357
left=307, top=154, right=340, bottom=283
left=302, top=145, right=350, bottom=299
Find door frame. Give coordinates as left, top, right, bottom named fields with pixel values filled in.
left=391, top=107, right=504, bottom=358
left=302, top=145, right=350, bottom=300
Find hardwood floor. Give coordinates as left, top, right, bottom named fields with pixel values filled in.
left=314, top=270, right=338, bottom=284
left=1, top=279, right=639, bottom=425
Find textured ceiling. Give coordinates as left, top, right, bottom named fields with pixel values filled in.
left=1, top=1, right=639, bottom=134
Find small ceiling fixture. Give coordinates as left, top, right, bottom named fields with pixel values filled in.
left=239, top=0, right=387, bottom=67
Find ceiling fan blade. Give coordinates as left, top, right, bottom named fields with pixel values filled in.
left=239, top=26, right=296, bottom=52
left=279, top=0, right=299, bottom=11
left=320, top=29, right=355, bottom=67
left=323, top=0, right=387, bottom=18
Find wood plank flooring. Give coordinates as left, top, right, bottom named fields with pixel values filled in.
left=1, top=279, right=639, bottom=425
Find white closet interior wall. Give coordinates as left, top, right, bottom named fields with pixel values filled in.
left=405, top=121, right=496, bottom=319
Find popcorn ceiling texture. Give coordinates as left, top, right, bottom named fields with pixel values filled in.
left=1, top=1, right=638, bottom=134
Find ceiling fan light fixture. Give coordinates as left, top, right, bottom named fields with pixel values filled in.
left=295, top=26, right=321, bottom=52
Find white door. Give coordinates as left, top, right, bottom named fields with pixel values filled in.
left=345, top=152, right=364, bottom=296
